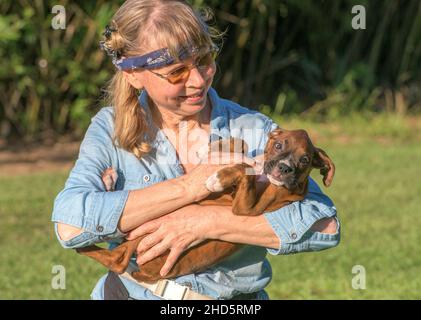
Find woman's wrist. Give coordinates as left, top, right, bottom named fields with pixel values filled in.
left=173, top=175, right=195, bottom=202
left=175, top=175, right=197, bottom=203
left=205, top=206, right=235, bottom=239
left=177, top=174, right=210, bottom=203
left=180, top=204, right=220, bottom=240
left=208, top=206, right=280, bottom=249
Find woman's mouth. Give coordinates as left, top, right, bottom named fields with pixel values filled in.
left=179, top=89, right=205, bottom=104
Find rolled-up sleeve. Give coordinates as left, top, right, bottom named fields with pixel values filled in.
left=264, top=177, right=340, bottom=255
left=51, top=108, right=129, bottom=249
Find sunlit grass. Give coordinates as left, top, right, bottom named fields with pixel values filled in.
left=267, top=140, right=421, bottom=299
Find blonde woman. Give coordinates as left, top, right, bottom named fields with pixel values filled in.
left=52, top=0, right=340, bottom=300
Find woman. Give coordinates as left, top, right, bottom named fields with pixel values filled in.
left=52, top=0, right=340, bottom=300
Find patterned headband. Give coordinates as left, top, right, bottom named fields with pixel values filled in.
left=114, top=44, right=218, bottom=71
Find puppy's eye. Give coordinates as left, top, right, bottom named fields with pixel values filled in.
left=300, top=155, right=310, bottom=165
left=274, top=143, right=282, bottom=150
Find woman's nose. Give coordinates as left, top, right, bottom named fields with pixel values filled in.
left=185, top=66, right=207, bottom=88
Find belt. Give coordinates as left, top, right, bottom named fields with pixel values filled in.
left=120, top=271, right=214, bottom=300
left=120, top=263, right=259, bottom=300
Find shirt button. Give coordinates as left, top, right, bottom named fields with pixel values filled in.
left=291, top=232, right=297, bottom=240
left=143, top=175, right=150, bottom=182
left=97, top=226, right=104, bottom=232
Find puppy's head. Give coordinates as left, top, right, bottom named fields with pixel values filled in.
left=263, top=128, right=335, bottom=192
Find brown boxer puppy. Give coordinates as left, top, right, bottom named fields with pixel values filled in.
left=76, top=128, right=335, bottom=282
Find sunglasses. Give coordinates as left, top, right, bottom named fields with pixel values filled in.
left=147, top=50, right=217, bottom=84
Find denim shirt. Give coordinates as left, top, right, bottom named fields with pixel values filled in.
left=51, top=87, right=340, bottom=300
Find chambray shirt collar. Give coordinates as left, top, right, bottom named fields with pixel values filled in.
left=137, top=87, right=231, bottom=147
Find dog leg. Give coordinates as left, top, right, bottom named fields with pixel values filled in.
left=220, top=165, right=277, bottom=216
left=204, top=163, right=272, bottom=215
left=131, top=240, right=243, bottom=283
left=232, top=177, right=306, bottom=215
left=76, top=237, right=142, bottom=274
left=131, top=251, right=174, bottom=283
left=231, top=175, right=275, bottom=216
left=206, top=163, right=251, bottom=192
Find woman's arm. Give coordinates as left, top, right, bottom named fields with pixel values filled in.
left=57, top=176, right=193, bottom=240
left=55, top=161, right=228, bottom=244
left=262, top=177, right=340, bottom=255
left=53, top=108, right=129, bottom=247
left=127, top=201, right=338, bottom=276
left=208, top=207, right=338, bottom=248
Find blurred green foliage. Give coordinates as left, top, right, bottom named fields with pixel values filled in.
left=0, top=0, right=420, bottom=141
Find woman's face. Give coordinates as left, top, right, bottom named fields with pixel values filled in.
left=124, top=45, right=216, bottom=117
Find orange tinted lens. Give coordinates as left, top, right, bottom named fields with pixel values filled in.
left=167, top=51, right=216, bottom=84
left=167, top=66, right=190, bottom=83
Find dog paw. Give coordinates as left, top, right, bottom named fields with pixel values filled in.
left=205, top=173, right=224, bottom=192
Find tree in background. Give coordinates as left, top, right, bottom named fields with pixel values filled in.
left=0, top=0, right=419, bottom=142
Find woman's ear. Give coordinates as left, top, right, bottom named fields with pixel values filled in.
left=312, top=148, right=335, bottom=187
left=123, top=70, right=145, bottom=89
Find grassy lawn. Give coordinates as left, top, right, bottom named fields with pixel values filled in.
left=0, top=115, right=420, bottom=299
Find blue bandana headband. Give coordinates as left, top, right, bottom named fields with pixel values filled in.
left=114, top=44, right=218, bottom=71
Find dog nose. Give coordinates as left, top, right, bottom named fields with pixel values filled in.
left=278, top=163, right=294, bottom=174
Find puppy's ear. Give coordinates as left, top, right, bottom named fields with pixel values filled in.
left=312, top=148, right=335, bottom=187
left=269, top=127, right=284, bottom=138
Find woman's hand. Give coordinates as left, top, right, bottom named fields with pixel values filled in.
left=126, top=204, right=215, bottom=277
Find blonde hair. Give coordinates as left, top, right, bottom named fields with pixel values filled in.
left=101, top=0, right=222, bottom=159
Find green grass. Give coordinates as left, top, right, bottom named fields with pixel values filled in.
left=267, top=141, right=421, bottom=299
left=0, top=115, right=420, bottom=299
left=0, top=172, right=104, bottom=299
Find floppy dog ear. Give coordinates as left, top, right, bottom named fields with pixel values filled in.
left=312, top=148, right=335, bottom=187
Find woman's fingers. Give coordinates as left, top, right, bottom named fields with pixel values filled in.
left=136, top=232, right=162, bottom=254
left=136, top=241, right=167, bottom=265
left=126, top=220, right=160, bottom=240
left=159, top=247, right=184, bottom=277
